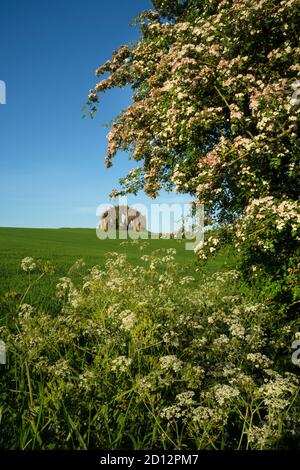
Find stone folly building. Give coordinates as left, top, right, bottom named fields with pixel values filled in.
left=99, top=205, right=147, bottom=232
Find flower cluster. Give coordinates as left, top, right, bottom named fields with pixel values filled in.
left=21, top=257, right=36, bottom=272
left=88, top=0, right=299, bottom=214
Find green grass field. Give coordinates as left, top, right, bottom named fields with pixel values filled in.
left=0, top=227, right=235, bottom=316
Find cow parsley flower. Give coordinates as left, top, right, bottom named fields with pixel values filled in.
left=18, top=303, right=33, bottom=318
left=111, top=356, right=132, bottom=373
left=212, top=384, right=240, bottom=406
left=21, top=257, right=36, bottom=272
left=120, top=310, right=137, bottom=332
left=176, top=391, right=195, bottom=407
left=56, top=277, right=73, bottom=299
left=159, top=355, right=183, bottom=372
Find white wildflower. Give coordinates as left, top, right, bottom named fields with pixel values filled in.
left=159, top=355, right=183, bottom=372
left=213, top=334, right=230, bottom=349
left=258, top=374, right=298, bottom=410
left=212, top=384, right=240, bottom=406
left=89, top=266, right=105, bottom=281
left=192, top=406, right=220, bottom=425
left=111, top=356, right=132, bottom=373
left=18, top=303, right=33, bottom=319
left=166, top=248, right=177, bottom=255
left=191, top=337, right=208, bottom=348
left=161, top=255, right=175, bottom=262
left=136, top=376, right=154, bottom=394
left=56, top=277, right=73, bottom=299
left=48, top=359, right=71, bottom=378
left=78, top=370, right=96, bottom=390
left=246, top=352, right=273, bottom=369
left=176, top=391, right=195, bottom=406
left=179, top=276, right=195, bottom=285
left=160, top=405, right=185, bottom=421
left=21, top=257, right=36, bottom=272
left=68, top=287, right=82, bottom=309
left=120, top=310, right=137, bottom=332
left=229, top=322, right=245, bottom=338
left=247, top=424, right=277, bottom=449
left=162, top=330, right=179, bottom=347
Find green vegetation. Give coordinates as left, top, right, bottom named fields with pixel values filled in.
left=0, top=229, right=299, bottom=449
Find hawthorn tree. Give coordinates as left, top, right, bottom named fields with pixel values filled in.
left=88, top=0, right=300, bottom=307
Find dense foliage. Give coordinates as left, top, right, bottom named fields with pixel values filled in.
left=88, top=0, right=300, bottom=307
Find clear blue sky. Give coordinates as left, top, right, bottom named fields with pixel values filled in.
left=0, top=0, right=188, bottom=228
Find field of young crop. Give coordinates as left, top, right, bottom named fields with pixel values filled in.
left=0, top=227, right=235, bottom=313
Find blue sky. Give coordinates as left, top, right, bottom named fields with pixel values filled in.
left=0, top=0, right=189, bottom=228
